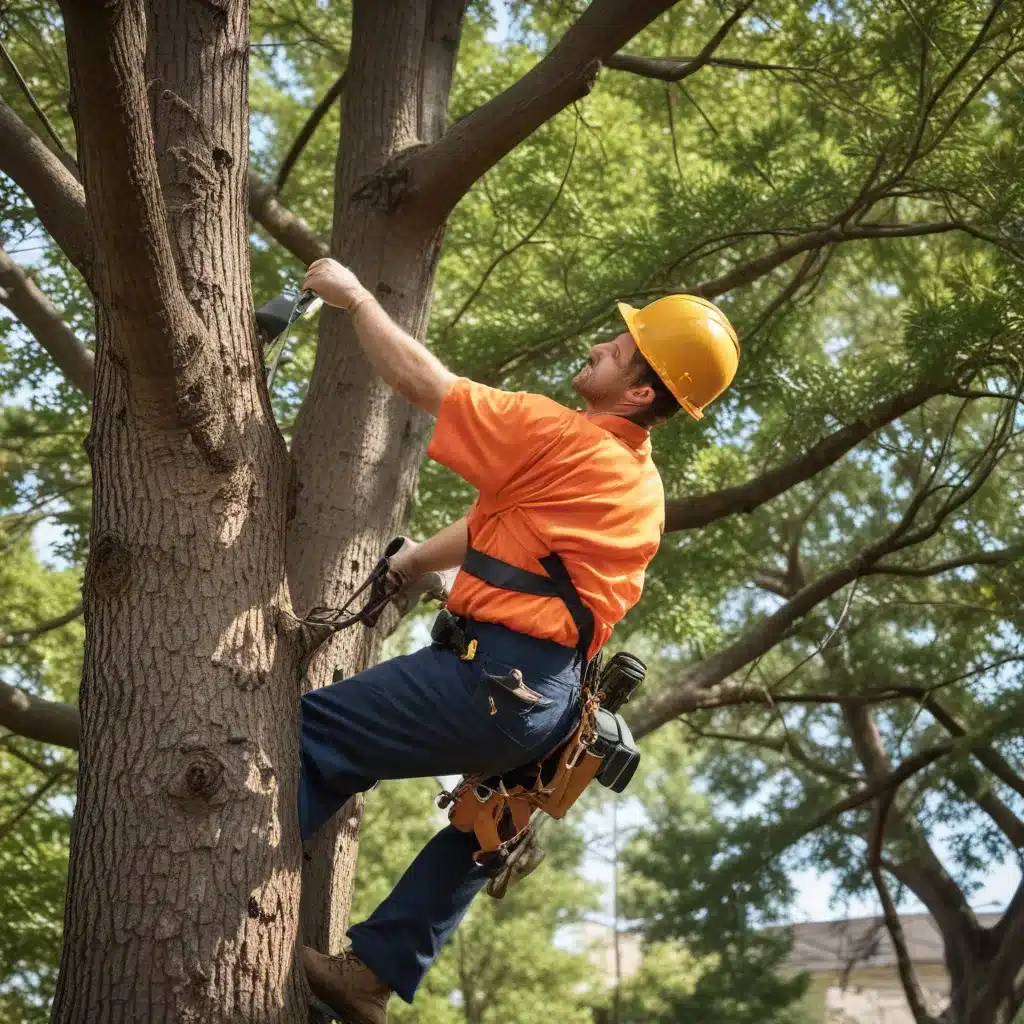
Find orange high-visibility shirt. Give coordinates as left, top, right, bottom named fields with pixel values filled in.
left=426, top=377, right=665, bottom=658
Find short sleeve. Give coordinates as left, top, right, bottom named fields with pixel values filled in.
left=427, top=377, right=569, bottom=495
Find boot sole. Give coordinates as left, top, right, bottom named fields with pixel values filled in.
left=309, top=992, right=350, bottom=1023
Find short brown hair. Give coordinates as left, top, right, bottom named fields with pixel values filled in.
left=627, top=349, right=682, bottom=427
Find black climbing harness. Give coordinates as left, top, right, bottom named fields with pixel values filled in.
left=461, top=547, right=596, bottom=674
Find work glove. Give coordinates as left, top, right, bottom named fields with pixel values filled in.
left=360, top=537, right=454, bottom=627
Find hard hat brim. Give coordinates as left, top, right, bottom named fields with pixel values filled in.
left=616, top=301, right=703, bottom=421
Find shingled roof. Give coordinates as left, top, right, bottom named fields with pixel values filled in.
left=785, top=913, right=1003, bottom=973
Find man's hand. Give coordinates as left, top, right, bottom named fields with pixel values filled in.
left=302, top=258, right=371, bottom=311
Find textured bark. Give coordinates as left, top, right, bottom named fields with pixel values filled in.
left=51, top=1, right=305, bottom=1021
left=286, top=0, right=467, bottom=954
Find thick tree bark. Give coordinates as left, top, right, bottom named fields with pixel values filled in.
left=51, top=1, right=305, bottom=1021
left=286, top=0, right=468, bottom=955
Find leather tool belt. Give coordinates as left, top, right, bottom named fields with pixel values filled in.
left=432, top=605, right=644, bottom=883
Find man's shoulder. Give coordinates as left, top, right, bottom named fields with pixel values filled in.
left=462, top=379, right=578, bottom=424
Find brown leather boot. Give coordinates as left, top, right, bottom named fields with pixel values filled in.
left=302, top=946, right=391, bottom=1024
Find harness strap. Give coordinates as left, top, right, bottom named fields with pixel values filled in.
left=460, top=547, right=595, bottom=663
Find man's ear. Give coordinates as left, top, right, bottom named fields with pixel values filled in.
left=623, top=384, right=655, bottom=410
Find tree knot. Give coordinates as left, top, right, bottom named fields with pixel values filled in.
left=88, top=533, right=131, bottom=598
left=167, top=749, right=228, bottom=807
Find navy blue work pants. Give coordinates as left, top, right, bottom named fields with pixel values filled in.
left=298, top=619, right=580, bottom=1003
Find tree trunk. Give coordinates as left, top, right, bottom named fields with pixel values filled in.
left=51, top=1, right=306, bottom=1020
left=287, top=0, right=467, bottom=953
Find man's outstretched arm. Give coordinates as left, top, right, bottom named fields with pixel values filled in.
left=303, top=258, right=456, bottom=416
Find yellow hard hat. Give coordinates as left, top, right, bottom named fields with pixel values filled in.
left=618, top=294, right=740, bottom=420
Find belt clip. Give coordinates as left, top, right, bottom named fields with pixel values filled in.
left=461, top=638, right=478, bottom=662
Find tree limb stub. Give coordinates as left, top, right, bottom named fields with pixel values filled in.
left=60, top=0, right=238, bottom=470
left=0, top=246, right=94, bottom=398
left=399, top=0, right=697, bottom=223
left=0, top=98, right=93, bottom=286
left=0, top=681, right=80, bottom=751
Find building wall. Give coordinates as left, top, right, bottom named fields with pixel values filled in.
left=803, top=965, right=949, bottom=1024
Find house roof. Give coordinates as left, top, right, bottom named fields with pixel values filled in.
left=785, top=913, right=1003, bottom=973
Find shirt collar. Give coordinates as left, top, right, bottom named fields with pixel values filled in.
left=585, top=413, right=652, bottom=454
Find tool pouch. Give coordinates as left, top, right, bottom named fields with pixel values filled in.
left=430, top=608, right=472, bottom=658
left=590, top=708, right=640, bottom=793
left=445, top=780, right=534, bottom=875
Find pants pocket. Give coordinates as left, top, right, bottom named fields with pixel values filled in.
left=471, top=667, right=566, bottom=749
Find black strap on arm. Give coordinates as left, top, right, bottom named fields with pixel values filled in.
left=461, top=547, right=595, bottom=663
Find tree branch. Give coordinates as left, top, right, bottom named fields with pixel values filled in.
left=605, top=51, right=820, bottom=82
left=0, top=681, right=80, bottom=751
left=249, top=172, right=330, bottom=265
left=631, top=557, right=865, bottom=737
left=0, top=768, right=73, bottom=843
left=402, top=0, right=745, bottom=222
left=868, top=788, right=938, bottom=1024
left=0, top=603, right=83, bottom=648
left=276, top=70, right=348, bottom=194
left=691, top=221, right=976, bottom=299
left=843, top=703, right=982, bottom=985
left=665, top=375, right=950, bottom=533
left=0, top=38, right=71, bottom=157
left=946, top=766, right=1024, bottom=848
left=919, top=695, right=1024, bottom=801
left=0, top=246, right=93, bottom=397
left=869, top=542, right=1024, bottom=579
left=641, top=408, right=1014, bottom=739
left=680, top=718, right=860, bottom=783
left=965, top=893, right=1024, bottom=1023
left=0, top=98, right=93, bottom=284
left=61, top=0, right=199, bottom=363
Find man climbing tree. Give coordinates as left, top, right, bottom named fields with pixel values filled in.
left=296, top=256, right=737, bottom=1020
left=1, top=1, right=1022, bottom=1022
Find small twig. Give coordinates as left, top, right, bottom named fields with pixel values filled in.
left=0, top=39, right=70, bottom=157
left=276, top=69, right=347, bottom=194
left=765, top=580, right=860, bottom=692
left=0, top=603, right=83, bottom=647
left=0, top=769, right=70, bottom=843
